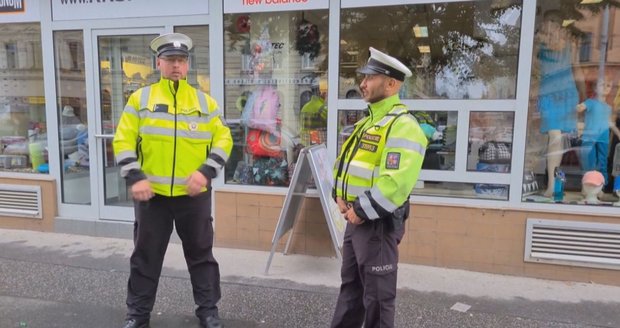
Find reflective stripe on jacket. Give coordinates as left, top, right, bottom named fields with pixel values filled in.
left=333, top=94, right=427, bottom=220
left=113, top=78, right=233, bottom=197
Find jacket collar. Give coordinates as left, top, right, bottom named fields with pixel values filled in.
left=367, top=94, right=401, bottom=124
left=156, top=77, right=190, bottom=92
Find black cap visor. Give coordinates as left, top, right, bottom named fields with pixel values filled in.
left=356, top=58, right=405, bottom=81
left=157, top=44, right=189, bottom=58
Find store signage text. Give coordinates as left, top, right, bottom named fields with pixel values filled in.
left=59, top=0, right=130, bottom=4
left=52, top=0, right=208, bottom=21
left=225, top=0, right=327, bottom=13
left=242, top=0, right=307, bottom=5
left=0, top=0, right=24, bottom=13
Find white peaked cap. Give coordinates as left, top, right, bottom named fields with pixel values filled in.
left=356, top=47, right=412, bottom=81
left=150, top=33, right=193, bottom=57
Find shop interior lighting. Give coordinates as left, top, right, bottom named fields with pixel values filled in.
left=580, top=0, right=602, bottom=3
left=413, top=25, right=429, bottom=38
left=418, top=45, right=431, bottom=53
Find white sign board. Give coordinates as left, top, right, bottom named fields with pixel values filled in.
left=52, top=0, right=208, bottom=21
left=265, top=144, right=346, bottom=274
left=224, top=0, right=328, bottom=14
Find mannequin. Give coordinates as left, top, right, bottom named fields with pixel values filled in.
left=535, top=10, right=584, bottom=197
left=577, top=80, right=613, bottom=185
left=581, top=170, right=605, bottom=204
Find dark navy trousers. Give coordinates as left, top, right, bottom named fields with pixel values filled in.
left=331, top=218, right=405, bottom=328
left=126, top=191, right=220, bottom=321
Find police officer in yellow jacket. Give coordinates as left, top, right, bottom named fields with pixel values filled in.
left=113, top=33, right=232, bottom=328
left=331, top=47, right=427, bottom=328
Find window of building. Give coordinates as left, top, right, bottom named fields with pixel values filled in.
left=580, top=32, right=592, bottom=62
left=54, top=30, right=88, bottom=204
left=223, top=10, right=329, bottom=187
left=339, top=1, right=522, bottom=99
left=5, top=42, right=17, bottom=69
left=0, top=23, right=46, bottom=174
left=524, top=1, right=620, bottom=206
left=340, top=0, right=521, bottom=200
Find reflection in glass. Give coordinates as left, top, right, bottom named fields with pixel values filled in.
left=418, top=111, right=457, bottom=171
left=98, top=34, right=158, bottom=207
left=339, top=0, right=522, bottom=99
left=337, top=110, right=366, bottom=154
left=525, top=1, right=620, bottom=205
left=54, top=30, right=90, bottom=204
left=467, top=111, right=514, bottom=173
left=223, top=10, right=329, bottom=187
left=175, top=26, right=210, bottom=93
left=0, top=23, right=46, bottom=174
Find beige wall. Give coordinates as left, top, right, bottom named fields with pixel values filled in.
left=214, top=191, right=620, bottom=286
left=0, top=175, right=57, bottom=231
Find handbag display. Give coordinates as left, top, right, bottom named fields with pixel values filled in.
left=478, top=141, right=512, bottom=164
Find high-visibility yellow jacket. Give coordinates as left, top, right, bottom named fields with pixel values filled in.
left=113, top=78, right=233, bottom=197
left=333, top=94, right=427, bottom=221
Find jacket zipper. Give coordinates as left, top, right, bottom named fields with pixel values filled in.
left=170, top=81, right=178, bottom=196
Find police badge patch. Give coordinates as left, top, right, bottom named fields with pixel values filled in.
left=386, top=152, right=400, bottom=169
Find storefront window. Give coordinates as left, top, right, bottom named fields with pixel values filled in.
left=339, top=0, right=522, bottom=99
left=0, top=23, right=46, bottom=174
left=223, top=10, right=329, bottom=186
left=524, top=1, right=620, bottom=206
left=54, top=30, right=89, bottom=204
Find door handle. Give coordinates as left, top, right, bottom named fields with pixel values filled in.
left=94, top=134, right=115, bottom=139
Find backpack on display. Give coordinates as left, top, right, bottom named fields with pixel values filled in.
left=241, top=86, right=281, bottom=135
left=246, top=128, right=282, bottom=158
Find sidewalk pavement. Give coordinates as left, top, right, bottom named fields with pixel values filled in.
left=1, top=227, right=619, bottom=327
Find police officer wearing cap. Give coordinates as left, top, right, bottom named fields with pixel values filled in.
left=331, top=47, right=427, bottom=328
left=113, top=33, right=232, bottom=328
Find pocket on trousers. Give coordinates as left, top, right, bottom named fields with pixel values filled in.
left=364, top=262, right=398, bottom=302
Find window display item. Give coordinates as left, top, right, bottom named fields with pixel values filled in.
left=235, top=15, right=251, bottom=33
left=295, top=16, right=321, bottom=59
left=29, top=141, right=46, bottom=171
left=613, top=178, right=620, bottom=206
left=577, top=92, right=611, bottom=185
left=0, top=154, right=27, bottom=169
left=478, top=141, right=511, bottom=164
left=251, top=157, right=289, bottom=186
left=553, top=167, right=566, bottom=202
left=241, top=86, right=281, bottom=135
left=246, top=129, right=282, bottom=158
left=522, top=171, right=539, bottom=196
left=581, top=170, right=604, bottom=204
left=474, top=162, right=509, bottom=199
left=61, top=105, right=81, bottom=125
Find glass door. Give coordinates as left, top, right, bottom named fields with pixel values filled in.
left=92, top=29, right=162, bottom=221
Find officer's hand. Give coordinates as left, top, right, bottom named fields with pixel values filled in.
left=336, top=197, right=348, bottom=214
left=186, top=171, right=208, bottom=197
left=131, top=179, right=154, bottom=202
left=345, top=207, right=363, bottom=225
